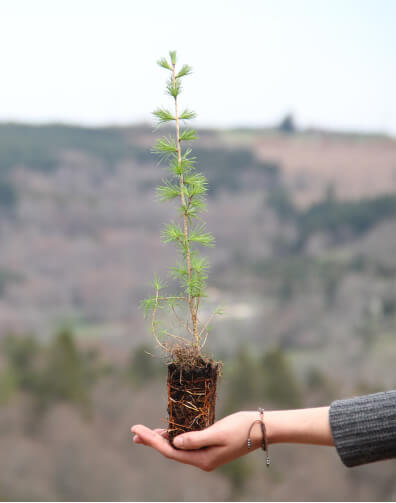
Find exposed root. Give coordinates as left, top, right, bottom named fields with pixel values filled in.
left=167, top=358, right=220, bottom=445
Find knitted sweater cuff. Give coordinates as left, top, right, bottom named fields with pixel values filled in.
left=329, top=390, right=396, bottom=467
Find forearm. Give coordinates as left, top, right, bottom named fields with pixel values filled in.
left=265, top=407, right=334, bottom=447
left=265, top=390, right=396, bottom=466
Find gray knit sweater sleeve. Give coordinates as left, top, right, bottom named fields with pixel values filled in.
left=329, top=390, right=396, bottom=467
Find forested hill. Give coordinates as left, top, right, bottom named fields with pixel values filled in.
left=1, top=121, right=394, bottom=203
left=0, top=122, right=280, bottom=201
left=1, top=122, right=396, bottom=374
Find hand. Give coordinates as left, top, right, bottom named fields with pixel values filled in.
left=131, top=411, right=262, bottom=472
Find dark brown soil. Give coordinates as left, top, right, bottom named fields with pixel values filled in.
left=167, top=360, right=219, bottom=446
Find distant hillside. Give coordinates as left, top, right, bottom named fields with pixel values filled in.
left=2, top=122, right=395, bottom=204
left=0, top=122, right=279, bottom=196
left=0, top=122, right=396, bottom=393
left=252, top=132, right=396, bottom=206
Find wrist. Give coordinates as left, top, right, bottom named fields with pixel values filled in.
left=243, top=411, right=265, bottom=450
left=246, top=409, right=279, bottom=446
left=265, top=410, right=283, bottom=445
left=243, top=409, right=271, bottom=466
left=264, top=407, right=333, bottom=446
left=264, top=409, right=306, bottom=445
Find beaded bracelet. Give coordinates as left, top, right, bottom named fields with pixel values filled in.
left=247, top=407, right=270, bottom=467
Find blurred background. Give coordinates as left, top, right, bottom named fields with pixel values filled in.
left=1, top=0, right=396, bottom=500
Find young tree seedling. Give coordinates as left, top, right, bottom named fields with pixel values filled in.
left=141, top=50, right=222, bottom=366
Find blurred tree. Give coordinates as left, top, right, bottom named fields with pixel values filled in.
left=382, top=296, right=396, bottom=317
left=323, top=268, right=341, bottom=308
left=296, top=193, right=396, bottom=250
left=223, top=346, right=302, bottom=410
left=1, top=330, right=110, bottom=421
left=278, top=276, right=295, bottom=304
left=192, top=148, right=279, bottom=196
left=316, top=259, right=344, bottom=308
left=36, top=328, right=90, bottom=416
left=1, top=334, right=40, bottom=392
left=258, top=348, right=302, bottom=408
left=221, top=347, right=259, bottom=414
left=0, top=366, right=18, bottom=404
left=0, top=179, right=17, bottom=208
left=267, top=185, right=296, bottom=222
left=305, top=366, right=327, bottom=391
left=125, top=344, right=162, bottom=386
left=278, top=114, right=296, bottom=134
left=81, top=347, right=113, bottom=385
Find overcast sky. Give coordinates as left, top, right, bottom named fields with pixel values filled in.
left=1, top=0, right=395, bottom=134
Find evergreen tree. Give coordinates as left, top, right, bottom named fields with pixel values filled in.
left=141, top=51, right=221, bottom=362
left=278, top=113, right=296, bottom=134
left=36, top=328, right=90, bottom=415
left=126, top=344, right=160, bottom=385
left=258, top=348, right=302, bottom=408
left=2, top=334, right=39, bottom=392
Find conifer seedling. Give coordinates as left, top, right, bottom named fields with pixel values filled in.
left=141, top=51, right=222, bottom=444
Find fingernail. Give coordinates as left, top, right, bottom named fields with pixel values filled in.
left=173, top=436, right=184, bottom=448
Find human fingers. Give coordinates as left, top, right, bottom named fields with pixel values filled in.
left=131, top=425, right=184, bottom=457
left=172, top=423, right=225, bottom=450
left=153, top=428, right=168, bottom=437
left=131, top=425, right=171, bottom=449
left=131, top=424, right=216, bottom=470
left=132, top=427, right=168, bottom=442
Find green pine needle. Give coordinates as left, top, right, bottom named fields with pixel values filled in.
left=168, top=157, right=184, bottom=176
left=161, top=223, right=184, bottom=244
left=189, top=224, right=215, bottom=246
left=169, top=50, right=177, bottom=65
left=140, top=297, right=156, bottom=317
left=157, top=57, right=171, bottom=70
left=184, top=173, right=208, bottom=196
left=191, top=254, right=210, bottom=273
left=185, top=277, right=205, bottom=298
left=166, top=78, right=181, bottom=98
left=179, top=128, right=198, bottom=142
left=152, top=273, right=166, bottom=291
left=152, top=108, right=175, bottom=125
left=180, top=149, right=196, bottom=167
left=168, top=150, right=196, bottom=175
left=184, top=173, right=207, bottom=186
left=170, top=263, right=188, bottom=280
left=156, top=180, right=180, bottom=202
left=182, top=198, right=206, bottom=218
left=152, top=136, right=178, bottom=157
left=179, top=108, right=197, bottom=121
left=176, top=64, right=193, bottom=78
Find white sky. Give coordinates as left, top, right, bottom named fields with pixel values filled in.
left=1, top=0, right=395, bottom=134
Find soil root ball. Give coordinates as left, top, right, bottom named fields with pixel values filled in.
left=167, top=360, right=219, bottom=446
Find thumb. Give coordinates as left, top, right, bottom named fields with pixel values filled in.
left=173, top=426, right=220, bottom=450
